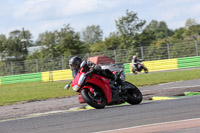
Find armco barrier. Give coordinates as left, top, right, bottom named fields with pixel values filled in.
left=143, top=59, right=178, bottom=72
left=1, top=73, right=42, bottom=85
left=178, top=56, right=200, bottom=69
left=126, top=59, right=178, bottom=74
left=42, top=72, right=50, bottom=82
left=41, top=69, right=73, bottom=82
left=124, top=63, right=131, bottom=74
left=1, top=56, right=200, bottom=85
left=0, top=70, right=73, bottom=85
left=52, top=69, right=73, bottom=81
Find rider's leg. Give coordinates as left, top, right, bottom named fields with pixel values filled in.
left=101, top=69, right=124, bottom=86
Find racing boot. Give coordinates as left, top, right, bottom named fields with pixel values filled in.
left=115, top=76, right=124, bottom=86
left=110, top=83, right=120, bottom=102
left=114, top=71, right=125, bottom=93
left=114, top=71, right=124, bottom=85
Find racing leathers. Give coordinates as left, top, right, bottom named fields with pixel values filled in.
left=132, top=58, right=143, bottom=71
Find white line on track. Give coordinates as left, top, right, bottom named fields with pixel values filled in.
left=158, top=81, right=182, bottom=85
left=0, top=107, right=86, bottom=123
left=141, top=85, right=200, bottom=92
left=157, top=84, right=200, bottom=90
left=94, top=117, right=200, bottom=133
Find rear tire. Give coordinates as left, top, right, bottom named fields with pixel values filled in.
left=81, top=88, right=106, bottom=109
left=124, top=82, right=143, bottom=105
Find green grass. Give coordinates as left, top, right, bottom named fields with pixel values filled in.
left=1, top=68, right=200, bottom=106
left=126, top=69, right=200, bottom=86
left=0, top=81, right=76, bottom=106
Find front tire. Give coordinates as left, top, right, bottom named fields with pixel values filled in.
left=132, top=68, right=137, bottom=74
left=81, top=88, right=106, bottom=109
left=144, top=67, right=148, bottom=73
left=124, top=82, right=143, bottom=105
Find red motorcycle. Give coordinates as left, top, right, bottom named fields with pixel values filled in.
left=65, top=61, right=142, bottom=109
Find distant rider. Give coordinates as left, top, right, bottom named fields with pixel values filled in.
left=132, top=55, right=143, bottom=71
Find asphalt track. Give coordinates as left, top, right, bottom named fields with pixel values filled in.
left=139, top=78, right=200, bottom=92
left=0, top=79, right=200, bottom=133
left=0, top=95, right=200, bottom=133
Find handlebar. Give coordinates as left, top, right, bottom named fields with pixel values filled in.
left=85, top=67, right=94, bottom=77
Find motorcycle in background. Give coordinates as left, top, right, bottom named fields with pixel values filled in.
left=132, top=62, right=148, bottom=74
left=65, top=61, right=143, bottom=109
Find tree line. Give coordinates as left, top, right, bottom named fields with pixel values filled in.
left=0, top=10, right=200, bottom=62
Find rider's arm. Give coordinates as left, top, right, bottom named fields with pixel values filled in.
left=87, top=61, right=102, bottom=74
left=87, top=61, right=96, bottom=68
left=138, top=59, right=143, bottom=62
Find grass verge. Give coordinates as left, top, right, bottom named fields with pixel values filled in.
left=126, top=69, right=200, bottom=86
left=0, top=81, right=76, bottom=106
left=0, top=68, right=200, bottom=106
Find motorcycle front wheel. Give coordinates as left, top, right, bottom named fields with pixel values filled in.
left=124, top=82, right=143, bottom=105
left=81, top=88, right=106, bottom=109
left=132, top=68, right=137, bottom=74
left=144, top=67, right=148, bottom=73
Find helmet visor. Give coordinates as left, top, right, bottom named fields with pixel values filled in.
left=69, top=64, right=77, bottom=70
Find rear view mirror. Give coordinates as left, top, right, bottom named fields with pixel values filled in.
left=80, top=61, right=87, bottom=68
left=64, top=81, right=72, bottom=90
left=64, top=84, right=70, bottom=89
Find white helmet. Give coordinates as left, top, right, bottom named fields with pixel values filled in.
left=133, top=55, right=137, bottom=59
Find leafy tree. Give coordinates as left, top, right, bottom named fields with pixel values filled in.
left=104, top=32, right=122, bottom=50
left=56, top=24, right=84, bottom=56
left=144, top=20, right=174, bottom=40
left=89, top=41, right=105, bottom=52
left=4, top=30, right=33, bottom=61
left=157, top=21, right=170, bottom=38
left=81, top=25, right=103, bottom=45
left=133, top=30, right=155, bottom=46
left=115, top=10, right=146, bottom=49
left=36, top=31, right=58, bottom=58
left=144, top=20, right=158, bottom=31
left=172, top=28, right=186, bottom=42
left=10, top=29, right=34, bottom=47
left=184, top=25, right=200, bottom=37
left=34, top=24, right=84, bottom=59
left=5, top=37, right=24, bottom=61
left=185, top=18, right=197, bottom=30
left=89, top=32, right=121, bottom=52
left=0, top=34, right=6, bottom=60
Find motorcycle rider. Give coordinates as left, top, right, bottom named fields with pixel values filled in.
left=132, top=55, right=143, bottom=71
left=68, top=56, right=124, bottom=86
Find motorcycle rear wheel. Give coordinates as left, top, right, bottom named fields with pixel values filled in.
left=124, top=82, right=143, bottom=105
left=81, top=88, right=106, bottom=109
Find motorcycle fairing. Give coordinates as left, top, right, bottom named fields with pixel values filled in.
left=85, top=74, right=113, bottom=104
left=72, top=72, right=83, bottom=87
left=78, top=94, right=85, bottom=103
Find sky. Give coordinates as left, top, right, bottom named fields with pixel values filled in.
left=1, top=0, right=200, bottom=41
